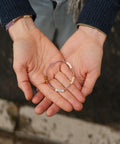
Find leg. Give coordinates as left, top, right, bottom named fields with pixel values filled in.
left=53, top=0, right=77, bottom=48
left=29, top=0, right=55, bottom=41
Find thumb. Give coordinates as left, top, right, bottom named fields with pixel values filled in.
left=81, top=71, right=100, bottom=97
left=13, top=64, right=33, bottom=100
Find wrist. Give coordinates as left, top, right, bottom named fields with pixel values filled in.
left=8, top=16, right=36, bottom=41
left=78, top=25, right=107, bottom=46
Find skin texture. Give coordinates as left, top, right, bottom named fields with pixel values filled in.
left=61, top=26, right=107, bottom=97
left=9, top=17, right=85, bottom=116
left=9, top=17, right=106, bottom=117
left=32, top=26, right=106, bottom=116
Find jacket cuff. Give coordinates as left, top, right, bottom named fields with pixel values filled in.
left=76, top=0, right=120, bottom=35
left=0, top=0, right=36, bottom=30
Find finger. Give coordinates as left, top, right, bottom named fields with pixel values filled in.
left=14, top=65, right=33, bottom=100
left=61, top=63, right=81, bottom=90
left=34, top=89, right=61, bottom=116
left=50, top=79, right=83, bottom=111
left=37, top=84, right=73, bottom=112
left=35, top=97, right=52, bottom=114
left=35, top=97, right=61, bottom=115
left=32, top=91, right=44, bottom=104
left=55, top=71, right=85, bottom=103
left=46, top=61, right=61, bottom=80
left=81, top=72, right=100, bottom=97
left=46, top=104, right=61, bottom=117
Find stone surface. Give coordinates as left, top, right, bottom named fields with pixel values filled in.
left=0, top=99, right=18, bottom=132
left=17, top=106, right=120, bottom=144
left=0, top=137, right=13, bottom=144
left=15, top=139, right=45, bottom=144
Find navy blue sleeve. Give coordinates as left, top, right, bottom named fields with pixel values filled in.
left=76, top=0, right=120, bottom=35
left=0, top=0, right=36, bottom=29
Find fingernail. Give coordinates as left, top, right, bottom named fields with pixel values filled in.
left=32, top=97, right=38, bottom=104
left=46, top=110, right=53, bottom=117
left=35, top=107, right=43, bottom=115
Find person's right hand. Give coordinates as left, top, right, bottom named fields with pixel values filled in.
left=60, top=26, right=106, bottom=97
left=9, top=17, right=85, bottom=116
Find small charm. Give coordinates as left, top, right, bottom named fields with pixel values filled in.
left=45, top=75, right=49, bottom=84
left=70, top=77, right=75, bottom=84
left=66, top=62, right=72, bottom=69
left=55, top=89, right=65, bottom=93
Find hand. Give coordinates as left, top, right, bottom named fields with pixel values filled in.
left=9, top=17, right=85, bottom=116
left=61, top=26, right=106, bottom=97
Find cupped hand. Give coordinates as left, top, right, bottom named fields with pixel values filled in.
left=60, top=26, right=106, bottom=97
left=9, top=17, right=85, bottom=116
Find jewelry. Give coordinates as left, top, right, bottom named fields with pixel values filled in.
left=45, top=60, right=75, bottom=92
left=6, top=15, right=32, bottom=31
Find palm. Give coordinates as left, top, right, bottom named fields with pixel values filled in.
left=61, top=28, right=103, bottom=97
left=13, top=28, right=84, bottom=115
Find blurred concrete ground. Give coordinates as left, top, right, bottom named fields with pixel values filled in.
left=0, top=12, right=120, bottom=130
left=0, top=99, right=120, bottom=144
left=0, top=131, right=45, bottom=144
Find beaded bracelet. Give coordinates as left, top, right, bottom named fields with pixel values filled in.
left=5, top=15, right=32, bottom=31
left=45, top=60, right=75, bottom=93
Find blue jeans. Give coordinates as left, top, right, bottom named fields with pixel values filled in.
left=29, top=0, right=77, bottom=48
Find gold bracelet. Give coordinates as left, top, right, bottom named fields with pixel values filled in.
left=76, top=23, right=107, bottom=36
left=6, top=15, right=32, bottom=31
